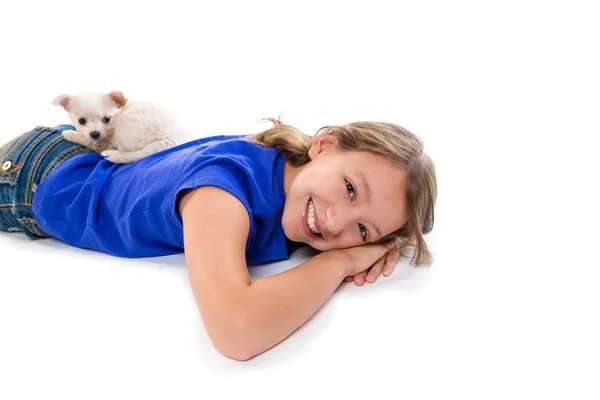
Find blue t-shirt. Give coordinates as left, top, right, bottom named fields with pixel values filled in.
left=32, top=133, right=304, bottom=264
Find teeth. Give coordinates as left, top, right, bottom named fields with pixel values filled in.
left=307, top=198, right=320, bottom=234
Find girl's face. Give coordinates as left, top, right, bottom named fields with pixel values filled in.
left=282, top=133, right=409, bottom=251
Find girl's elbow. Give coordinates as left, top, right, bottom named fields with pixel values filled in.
left=209, top=316, right=262, bottom=361
left=216, top=342, right=256, bottom=361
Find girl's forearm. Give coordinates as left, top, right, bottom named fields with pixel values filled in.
left=237, top=251, right=348, bottom=359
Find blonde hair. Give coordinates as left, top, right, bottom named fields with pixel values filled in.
left=250, top=118, right=437, bottom=266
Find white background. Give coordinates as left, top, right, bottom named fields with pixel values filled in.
left=1, top=1, right=599, bottom=399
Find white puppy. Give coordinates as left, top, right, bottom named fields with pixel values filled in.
left=53, top=91, right=186, bottom=164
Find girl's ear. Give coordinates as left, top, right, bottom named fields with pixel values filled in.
left=308, top=131, right=338, bottom=160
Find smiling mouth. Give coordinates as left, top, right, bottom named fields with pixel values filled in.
left=306, top=197, right=322, bottom=237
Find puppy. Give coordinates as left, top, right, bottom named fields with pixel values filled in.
left=53, top=91, right=186, bottom=164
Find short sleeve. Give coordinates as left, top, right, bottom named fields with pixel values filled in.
left=173, top=163, right=255, bottom=249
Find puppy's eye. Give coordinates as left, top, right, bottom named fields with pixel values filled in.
left=78, top=117, right=86, bottom=125
left=102, top=116, right=111, bottom=124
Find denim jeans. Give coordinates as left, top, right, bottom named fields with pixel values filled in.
left=0, top=125, right=94, bottom=238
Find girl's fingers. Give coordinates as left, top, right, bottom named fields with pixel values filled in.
left=383, top=248, right=401, bottom=277
left=365, top=255, right=386, bottom=284
left=344, top=243, right=401, bottom=285
left=353, top=270, right=369, bottom=286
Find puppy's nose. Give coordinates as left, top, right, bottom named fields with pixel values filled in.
left=89, top=131, right=101, bottom=140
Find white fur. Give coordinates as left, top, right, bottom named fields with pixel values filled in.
left=52, top=91, right=187, bottom=164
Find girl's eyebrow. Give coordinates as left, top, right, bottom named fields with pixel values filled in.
left=355, top=169, right=372, bottom=204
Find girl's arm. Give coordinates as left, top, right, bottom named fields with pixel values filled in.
left=179, top=186, right=389, bottom=361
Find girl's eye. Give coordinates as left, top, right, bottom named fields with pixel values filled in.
left=346, top=179, right=367, bottom=240
left=78, top=117, right=86, bottom=125
left=102, top=116, right=111, bottom=124
left=359, top=223, right=368, bottom=241
left=345, top=179, right=356, bottom=200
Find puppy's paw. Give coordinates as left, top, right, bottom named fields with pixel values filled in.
left=106, top=153, right=136, bottom=164
left=101, top=150, right=120, bottom=157
left=61, top=130, right=79, bottom=141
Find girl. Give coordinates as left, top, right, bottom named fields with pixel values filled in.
left=0, top=119, right=437, bottom=360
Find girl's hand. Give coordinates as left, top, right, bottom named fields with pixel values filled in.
left=332, top=238, right=400, bottom=281
left=343, top=241, right=401, bottom=286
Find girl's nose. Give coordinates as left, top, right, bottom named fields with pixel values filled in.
left=325, top=205, right=354, bottom=236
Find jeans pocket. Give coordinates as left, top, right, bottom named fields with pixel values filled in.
left=0, top=153, right=22, bottom=212
left=0, top=160, right=21, bottom=231
left=0, top=157, right=24, bottom=187
left=0, top=127, right=48, bottom=234
left=0, top=127, right=44, bottom=186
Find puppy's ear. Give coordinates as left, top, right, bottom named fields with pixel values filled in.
left=52, top=94, right=72, bottom=110
left=106, top=91, right=128, bottom=108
